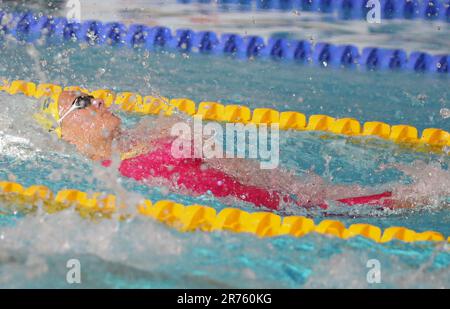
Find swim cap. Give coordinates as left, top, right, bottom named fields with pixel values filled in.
left=33, top=91, right=62, bottom=138
left=0, top=79, right=9, bottom=92
left=0, top=79, right=63, bottom=138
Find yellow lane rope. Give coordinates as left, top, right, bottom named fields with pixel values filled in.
left=0, top=181, right=448, bottom=243
left=1, top=79, right=449, bottom=153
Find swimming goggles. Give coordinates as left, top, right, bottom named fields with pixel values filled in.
left=58, top=95, right=95, bottom=124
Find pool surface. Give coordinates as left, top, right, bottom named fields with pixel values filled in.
left=0, top=1, right=449, bottom=288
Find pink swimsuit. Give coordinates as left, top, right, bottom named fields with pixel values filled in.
left=114, top=138, right=394, bottom=210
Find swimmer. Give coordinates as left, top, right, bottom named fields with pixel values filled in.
left=49, top=90, right=415, bottom=211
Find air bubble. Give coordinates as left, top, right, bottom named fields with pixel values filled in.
left=440, top=108, right=450, bottom=119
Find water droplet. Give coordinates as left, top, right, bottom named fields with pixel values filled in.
left=440, top=108, right=450, bottom=119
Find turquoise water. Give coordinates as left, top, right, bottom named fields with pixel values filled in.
left=0, top=30, right=449, bottom=287
left=1, top=40, right=449, bottom=132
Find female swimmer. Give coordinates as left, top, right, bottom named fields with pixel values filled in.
left=53, top=90, right=410, bottom=211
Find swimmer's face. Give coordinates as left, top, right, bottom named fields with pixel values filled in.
left=58, top=91, right=121, bottom=157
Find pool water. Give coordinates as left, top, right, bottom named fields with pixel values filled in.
left=0, top=4, right=449, bottom=288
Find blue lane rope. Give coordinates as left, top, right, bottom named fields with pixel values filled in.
left=0, top=10, right=449, bottom=74
left=177, top=0, right=450, bottom=22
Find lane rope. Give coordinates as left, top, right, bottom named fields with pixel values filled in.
left=0, top=180, right=448, bottom=243
left=177, top=0, right=450, bottom=23
left=1, top=79, right=449, bottom=153
left=0, top=10, right=449, bottom=74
